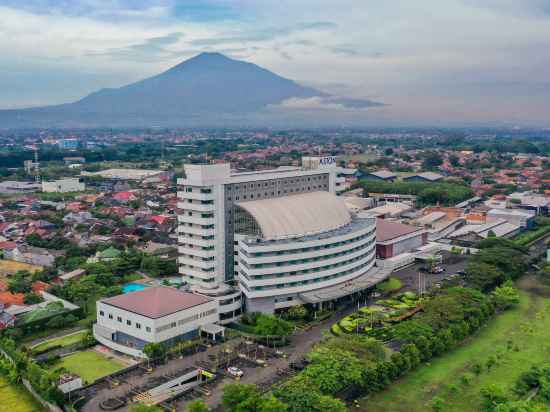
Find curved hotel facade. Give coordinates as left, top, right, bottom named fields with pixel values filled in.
left=177, top=157, right=379, bottom=315
left=234, top=191, right=377, bottom=313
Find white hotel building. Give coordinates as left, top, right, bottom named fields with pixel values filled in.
left=177, top=157, right=379, bottom=315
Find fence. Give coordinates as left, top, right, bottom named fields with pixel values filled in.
left=0, top=345, right=62, bottom=412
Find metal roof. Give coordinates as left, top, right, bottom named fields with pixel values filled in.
left=102, top=287, right=212, bottom=319
left=236, top=191, right=351, bottom=240
left=376, top=218, right=422, bottom=242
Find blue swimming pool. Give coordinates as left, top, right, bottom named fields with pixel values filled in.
left=122, top=283, right=148, bottom=294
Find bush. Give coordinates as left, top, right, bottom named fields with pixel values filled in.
left=376, top=277, right=403, bottom=295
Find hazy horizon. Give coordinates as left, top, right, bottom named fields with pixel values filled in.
left=2, top=1, right=550, bottom=127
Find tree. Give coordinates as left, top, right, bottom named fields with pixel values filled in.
left=449, top=154, right=460, bottom=167
left=187, top=399, right=209, bottom=412
left=431, top=396, right=445, bottom=412
left=23, top=292, right=43, bottom=304
left=222, top=383, right=260, bottom=411
left=258, top=395, right=288, bottom=412
left=286, top=305, right=307, bottom=320
left=8, top=273, right=32, bottom=294
left=303, top=347, right=363, bottom=395
left=143, top=343, right=165, bottom=359
left=491, top=281, right=520, bottom=310
left=422, top=296, right=465, bottom=329
left=422, top=151, right=443, bottom=170
left=480, top=384, right=508, bottom=411
left=254, top=314, right=292, bottom=336
left=273, top=375, right=345, bottom=412
left=465, top=262, right=506, bottom=292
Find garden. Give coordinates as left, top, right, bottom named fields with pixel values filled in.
left=331, top=291, right=423, bottom=341
left=46, top=350, right=126, bottom=384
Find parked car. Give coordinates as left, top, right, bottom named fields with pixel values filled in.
left=227, top=366, right=244, bottom=378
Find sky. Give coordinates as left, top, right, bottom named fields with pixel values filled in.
left=1, top=0, right=550, bottom=127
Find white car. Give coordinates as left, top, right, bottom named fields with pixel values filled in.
left=227, top=366, right=244, bottom=378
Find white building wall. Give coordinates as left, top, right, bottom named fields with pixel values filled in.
left=236, top=218, right=377, bottom=312
left=42, top=178, right=85, bottom=193
left=95, top=299, right=218, bottom=344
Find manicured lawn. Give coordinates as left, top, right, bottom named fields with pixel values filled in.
left=0, top=375, right=44, bottom=412
left=359, top=276, right=550, bottom=412
left=31, top=330, right=87, bottom=353
left=48, top=350, right=125, bottom=384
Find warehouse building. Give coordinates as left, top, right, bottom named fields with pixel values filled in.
left=375, top=219, right=427, bottom=259
left=93, top=287, right=219, bottom=358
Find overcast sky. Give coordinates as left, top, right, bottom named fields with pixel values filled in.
left=1, top=0, right=550, bottom=127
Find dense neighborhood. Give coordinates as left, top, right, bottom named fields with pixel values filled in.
left=1, top=129, right=550, bottom=412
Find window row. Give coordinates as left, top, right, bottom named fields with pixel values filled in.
left=239, top=248, right=375, bottom=281
left=100, top=311, right=151, bottom=333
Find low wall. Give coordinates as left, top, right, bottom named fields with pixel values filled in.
left=22, top=379, right=63, bottom=412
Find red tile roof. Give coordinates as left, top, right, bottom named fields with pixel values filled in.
left=0, top=291, right=25, bottom=307
left=376, top=219, right=422, bottom=242
left=0, top=241, right=17, bottom=250
left=112, top=192, right=135, bottom=201
left=102, top=286, right=212, bottom=319
left=32, top=281, right=51, bottom=293
left=150, top=215, right=170, bottom=225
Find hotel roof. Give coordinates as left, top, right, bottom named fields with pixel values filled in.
left=236, top=191, right=351, bottom=240
left=102, top=287, right=212, bottom=319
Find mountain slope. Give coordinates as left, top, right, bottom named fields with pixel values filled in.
left=0, top=52, right=382, bottom=128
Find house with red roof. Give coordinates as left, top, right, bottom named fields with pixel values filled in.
left=112, top=191, right=136, bottom=203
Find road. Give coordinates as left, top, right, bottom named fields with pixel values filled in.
left=81, top=255, right=470, bottom=412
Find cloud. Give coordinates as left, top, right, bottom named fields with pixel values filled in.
left=87, top=31, right=185, bottom=62
left=1, top=1, right=550, bottom=126
left=270, top=96, right=384, bottom=112
left=189, top=21, right=337, bottom=46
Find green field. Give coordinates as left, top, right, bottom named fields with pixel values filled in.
left=0, top=375, right=43, bottom=412
left=48, top=350, right=125, bottom=384
left=31, top=330, right=87, bottom=353
left=359, top=276, right=550, bottom=412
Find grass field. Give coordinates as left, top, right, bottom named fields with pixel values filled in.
left=0, top=375, right=44, bottom=412
left=31, top=330, right=87, bottom=353
left=359, top=276, right=550, bottom=412
left=48, top=350, right=125, bottom=384
left=0, top=259, right=42, bottom=275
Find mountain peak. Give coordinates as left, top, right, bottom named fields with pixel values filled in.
left=166, top=52, right=237, bottom=74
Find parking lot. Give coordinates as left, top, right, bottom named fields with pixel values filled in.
left=391, top=251, right=469, bottom=292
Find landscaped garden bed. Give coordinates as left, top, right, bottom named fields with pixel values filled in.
left=331, top=292, right=424, bottom=340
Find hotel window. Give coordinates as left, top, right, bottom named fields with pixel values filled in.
left=136, top=323, right=141, bottom=329
left=146, top=326, right=151, bottom=332
left=108, top=314, right=113, bottom=319
left=117, top=316, right=122, bottom=322
left=99, top=310, right=104, bottom=316
left=126, top=320, right=132, bottom=326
